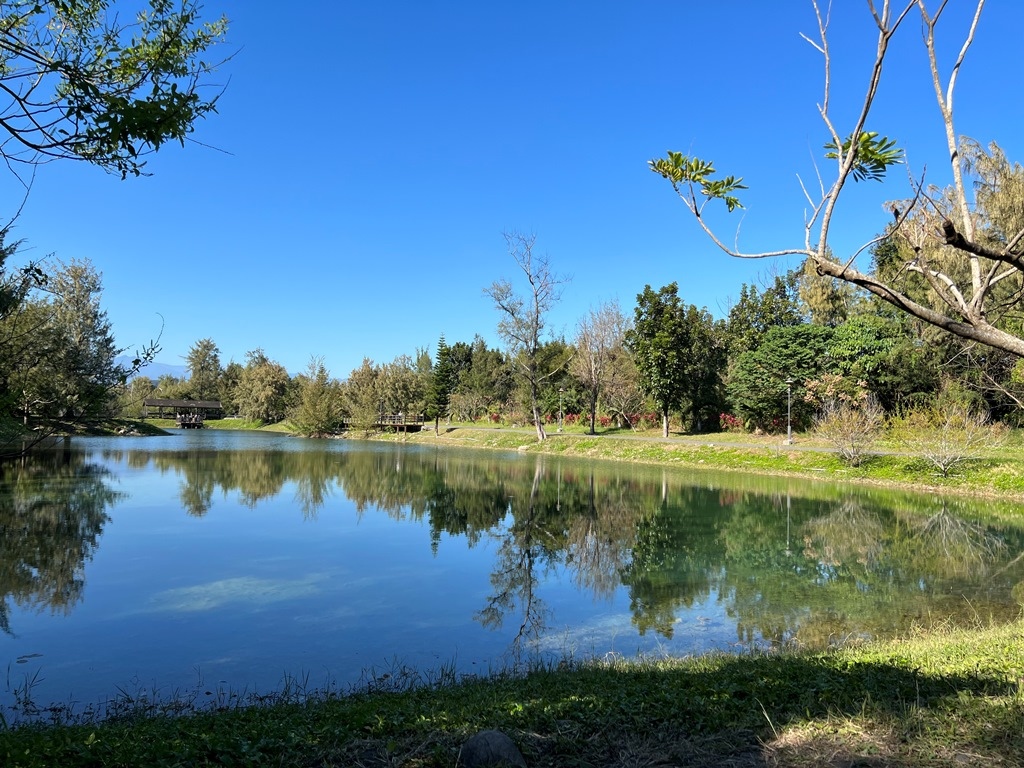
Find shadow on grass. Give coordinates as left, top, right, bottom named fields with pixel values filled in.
left=402, top=651, right=1024, bottom=767
left=2, top=640, right=1022, bottom=768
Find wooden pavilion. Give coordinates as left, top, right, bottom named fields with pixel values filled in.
left=142, top=398, right=224, bottom=428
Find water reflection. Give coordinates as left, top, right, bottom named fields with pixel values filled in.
left=7, top=436, right=1024, bottom=656
left=0, top=446, right=121, bottom=635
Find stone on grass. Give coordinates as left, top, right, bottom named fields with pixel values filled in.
left=458, top=729, right=527, bottom=767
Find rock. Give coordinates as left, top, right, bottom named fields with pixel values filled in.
left=458, top=729, right=527, bottom=768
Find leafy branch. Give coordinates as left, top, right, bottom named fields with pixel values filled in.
left=824, top=131, right=903, bottom=182
left=648, top=152, right=747, bottom=212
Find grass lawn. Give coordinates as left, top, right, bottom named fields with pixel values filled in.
left=2, top=619, right=1022, bottom=767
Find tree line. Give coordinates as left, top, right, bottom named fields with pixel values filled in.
left=2, top=1, right=1023, bottom=455
left=109, top=222, right=1023, bottom=445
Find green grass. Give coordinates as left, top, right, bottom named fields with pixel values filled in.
left=3, top=619, right=1022, bottom=767
left=395, top=426, right=1024, bottom=498
left=141, top=417, right=275, bottom=432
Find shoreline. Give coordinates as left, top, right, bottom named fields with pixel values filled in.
left=361, top=424, right=1024, bottom=503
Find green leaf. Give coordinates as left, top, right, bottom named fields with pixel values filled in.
left=824, top=131, right=903, bottom=182
left=648, top=152, right=747, bottom=210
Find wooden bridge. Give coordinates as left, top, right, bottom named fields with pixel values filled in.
left=342, top=414, right=427, bottom=432
left=143, top=398, right=224, bottom=429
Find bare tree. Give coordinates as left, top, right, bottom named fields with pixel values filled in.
left=890, top=402, right=1005, bottom=477
left=602, top=348, right=645, bottom=430
left=813, top=396, right=885, bottom=467
left=572, top=299, right=630, bottom=434
left=484, top=232, right=570, bottom=441
left=649, top=0, right=1024, bottom=358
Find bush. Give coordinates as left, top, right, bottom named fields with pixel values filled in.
left=719, top=412, right=743, bottom=432
left=813, top=396, right=884, bottom=466
left=890, top=403, right=1007, bottom=477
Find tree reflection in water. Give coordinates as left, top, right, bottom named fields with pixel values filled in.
left=0, top=443, right=121, bottom=635
left=11, top=437, right=1024, bottom=653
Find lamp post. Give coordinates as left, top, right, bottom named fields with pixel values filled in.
left=785, top=378, right=794, bottom=445
left=558, top=387, right=564, bottom=433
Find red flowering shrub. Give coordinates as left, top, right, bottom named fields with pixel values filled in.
left=720, top=413, right=744, bottom=432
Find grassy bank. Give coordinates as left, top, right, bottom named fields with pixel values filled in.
left=2, top=619, right=1022, bottom=767
left=380, top=425, right=1024, bottom=499
left=133, top=417, right=1024, bottom=498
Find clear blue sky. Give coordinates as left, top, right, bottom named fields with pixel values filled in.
left=9, top=1, right=1024, bottom=378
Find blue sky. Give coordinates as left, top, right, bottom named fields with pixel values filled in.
left=8, top=1, right=1024, bottom=378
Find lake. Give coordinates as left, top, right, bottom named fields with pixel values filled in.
left=3, top=430, right=1023, bottom=716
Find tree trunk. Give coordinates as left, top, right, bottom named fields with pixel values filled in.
left=533, top=406, right=546, bottom=441
left=531, top=379, right=546, bottom=441
left=662, top=411, right=670, bottom=438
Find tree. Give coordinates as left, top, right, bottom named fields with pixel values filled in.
left=626, top=283, right=724, bottom=437
left=0, top=257, right=128, bottom=428
left=186, top=338, right=221, bottom=401
left=627, top=284, right=687, bottom=437
left=426, top=334, right=455, bottom=434
left=219, top=360, right=243, bottom=416
left=484, top=232, right=569, bottom=441
left=290, top=357, right=342, bottom=438
left=725, top=273, right=802, bottom=356
left=117, top=375, right=154, bottom=419
left=727, top=324, right=833, bottom=432
left=573, top=299, right=630, bottom=434
left=799, top=256, right=854, bottom=327
left=891, top=400, right=1005, bottom=478
left=452, top=335, right=512, bottom=421
left=153, top=373, right=190, bottom=400
left=649, top=1, right=1024, bottom=359
left=378, top=354, right=425, bottom=421
left=342, top=358, right=381, bottom=432
left=234, top=349, right=290, bottom=424
left=601, top=346, right=644, bottom=430
left=809, top=379, right=885, bottom=466
left=0, top=1, right=228, bottom=178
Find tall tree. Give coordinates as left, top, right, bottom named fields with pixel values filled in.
left=426, top=334, right=455, bottom=434
left=484, top=232, right=569, bottom=441
left=627, top=283, right=724, bottom=436
left=290, top=357, right=342, bottom=438
left=725, top=273, right=803, bottom=356
left=2, top=258, right=125, bottom=427
left=0, top=1, right=228, bottom=178
left=798, top=257, right=854, bottom=327
left=649, top=1, right=1024, bottom=359
left=342, top=358, right=382, bottom=431
left=186, top=338, right=221, bottom=401
left=45, top=259, right=122, bottom=419
left=450, top=337, right=511, bottom=422
left=234, top=349, right=290, bottom=424
left=573, top=300, right=630, bottom=434
left=727, top=324, right=834, bottom=432
left=219, top=360, right=243, bottom=416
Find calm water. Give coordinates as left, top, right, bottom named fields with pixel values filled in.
left=3, top=430, right=1024, bottom=713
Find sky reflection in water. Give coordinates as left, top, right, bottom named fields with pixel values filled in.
left=2, top=430, right=1023, bottom=711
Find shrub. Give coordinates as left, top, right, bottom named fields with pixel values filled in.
left=719, top=412, right=743, bottom=432
left=890, top=403, right=1007, bottom=477
left=813, top=396, right=884, bottom=466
